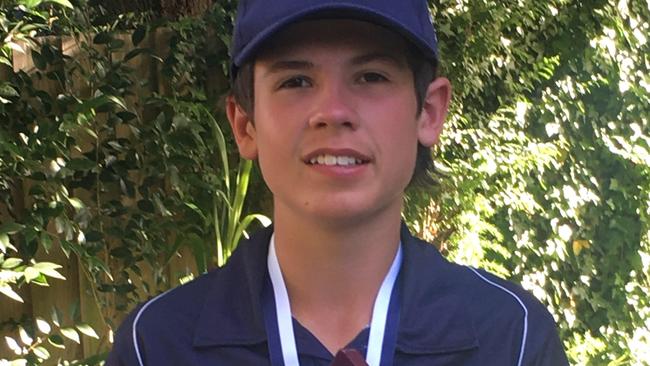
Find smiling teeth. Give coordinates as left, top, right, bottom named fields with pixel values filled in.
left=309, top=155, right=363, bottom=166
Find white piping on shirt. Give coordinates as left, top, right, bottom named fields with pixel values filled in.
left=132, top=291, right=171, bottom=366
left=468, top=267, right=529, bottom=366
left=128, top=267, right=528, bottom=366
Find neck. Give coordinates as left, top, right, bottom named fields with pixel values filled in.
left=271, top=204, right=402, bottom=354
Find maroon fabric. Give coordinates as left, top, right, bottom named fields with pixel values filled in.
left=331, top=349, right=368, bottom=366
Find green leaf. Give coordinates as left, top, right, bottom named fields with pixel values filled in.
left=93, top=32, right=112, bottom=45
left=202, top=106, right=230, bottom=191
left=31, top=50, right=47, bottom=70
left=76, top=323, right=99, bottom=339
left=32, top=345, right=50, bottom=359
left=36, top=317, right=51, bottom=334
left=6, top=42, right=24, bottom=54
left=51, top=307, right=62, bottom=327
left=40, top=233, right=53, bottom=253
left=23, top=227, right=38, bottom=246
left=0, top=285, right=24, bottom=302
left=5, top=335, right=21, bottom=354
left=172, top=113, right=191, bottom=129
left=31, top=273, right=49, bottom=286
left=0, top=83, right=19, bottom=98
left=47, top=0, right=74, bottom=8
left=60, top=327, right=80, bottom=343
left=124, top=47, right=151, bottom=62
left=21, top=0, right=44, bottom=7
left=232, top=213, right=272, bottom=249
left=67, top=197, right=84, bottom=210
left=24, top=267, right=40, bottom=283
left=184, top=202, right=206, bottom=220
left=132, top=26, right=147, bottom=46
left=186, top=233, right=207, bottom=274
left=153, top=194, right=172, bottom=216
left=88, top=256, right=113, bottom=280
left=83, top=126, right=98, bottom=139
left=1, top=257, right=22, bottom=269
left=32, top=262, right=62, bottom=271
left=18, top=326, right=33, bottom=345
left=108, top=95, right=128, bottom=110
left=0, top=222, right=25, bottom=235
left=78, top=95, right=127, bottom=113
left=33, top=262, right=66, bottom=280
left=47, top=334, right=65, bottom=349
left=0, top=233, right=11, bottom=253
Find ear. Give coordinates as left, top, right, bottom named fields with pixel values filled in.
left=226, top=95, right=258, bottom=160
left=417, top=77, right=452, bottom=147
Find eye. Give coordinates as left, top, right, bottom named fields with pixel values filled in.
left=358, top=72, right=389, bottom=83
left=278, top=76, right=312, bottom=89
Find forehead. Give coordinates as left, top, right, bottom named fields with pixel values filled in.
left=255, top=19, right=410, bottom=63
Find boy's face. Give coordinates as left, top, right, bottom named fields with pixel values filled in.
left=228, top=19, right=450, bottom=225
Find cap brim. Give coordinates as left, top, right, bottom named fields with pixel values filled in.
left=232, top=3, right=437, bottom=70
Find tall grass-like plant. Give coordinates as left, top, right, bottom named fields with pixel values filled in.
left=185, top=105, right=270, bottom=268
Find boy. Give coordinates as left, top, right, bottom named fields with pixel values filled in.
left=108, top=0, right=569, bottom=365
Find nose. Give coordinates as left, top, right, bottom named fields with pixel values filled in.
left=307, top=80, right=359, bottom=130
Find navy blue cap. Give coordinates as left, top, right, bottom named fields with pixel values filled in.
left=230, top=0, right=438, bottom=77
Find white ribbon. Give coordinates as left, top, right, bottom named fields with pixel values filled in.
left=267, top=235, right=402, bottom=366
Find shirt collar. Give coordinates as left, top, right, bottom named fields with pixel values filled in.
left=192, top=224, right=479, bottom=354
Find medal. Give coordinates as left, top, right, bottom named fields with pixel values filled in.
left=331, top=349, right=369, bottom=366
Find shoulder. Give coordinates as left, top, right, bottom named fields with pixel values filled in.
left=106, top=269, right=223, bottom=365
left=107, top=228, right=272, bottom=365
left=404, top=234, right=553, bottom=321
left=457, top=265, right=568, bottom=364
left=134, top=269, right=221, bottom=333
left=401, top=234, right=568, bottom=364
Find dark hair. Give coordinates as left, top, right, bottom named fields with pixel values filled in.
left=230, top=45, right=439, bottom=189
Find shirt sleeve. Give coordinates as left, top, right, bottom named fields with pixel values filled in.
left=522, top=301, right=570, bottom=366
left=105, top=309, right=143, bottom=366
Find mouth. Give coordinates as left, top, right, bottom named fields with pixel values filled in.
left=303, top=150, right=371, bottom=167
left=307, top=154, right=367, bottom=166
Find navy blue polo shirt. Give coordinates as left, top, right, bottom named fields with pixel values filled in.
left=107, top=225, right=568, bottom=365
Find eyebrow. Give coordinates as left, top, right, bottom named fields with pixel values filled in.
left=263, top=60, right=314, bottom=77
left=349, top=52, right=408, bottom=69
left=262, top=51, right=407, bottom=78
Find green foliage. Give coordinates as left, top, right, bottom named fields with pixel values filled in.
left=3, top=308, right=103, bottom=365
left=404, top=0, right=649, bottom=364
left=0, top=255, right=65, bottom=302
left=0, top=0, right=263, bottom=364
left=0, top=0, right=71, bottom=69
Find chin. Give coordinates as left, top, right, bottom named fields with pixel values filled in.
left=302, top=195, right=401, bottom=226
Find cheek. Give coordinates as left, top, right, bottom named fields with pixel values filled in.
left=368, top=96, right=420, bottom=174
left=253, top=124, right=287, bottom=167
left=251, top=110, right=302, bottom=191
left=366, top=95, right=419, bottom=144
left=254, top=89, right=309, bottom=156
left=254, top=134, right=285, bottom=196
